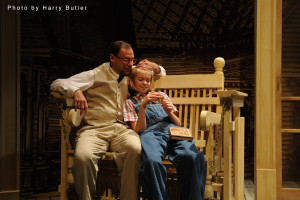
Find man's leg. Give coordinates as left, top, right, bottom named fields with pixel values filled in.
left=168, top=140, right=207, bottom=200
left=72, top=128, right=109, bottom=200
left=110, top=123, right=142, bottom=200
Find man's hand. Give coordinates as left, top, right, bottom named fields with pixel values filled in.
left=136, top=59, right=161, bottom=74
left=73, top=90, right=88, bottom=115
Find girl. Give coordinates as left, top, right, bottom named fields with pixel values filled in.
left=123, top=67, right=207, bottom=200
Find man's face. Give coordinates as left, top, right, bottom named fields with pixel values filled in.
left=110, top=46, right=135, bottom=76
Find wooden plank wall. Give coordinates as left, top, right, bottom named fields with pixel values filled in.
left=281, top=1, right=300, bottom=184
left=0, top=1, right=20, bottom=199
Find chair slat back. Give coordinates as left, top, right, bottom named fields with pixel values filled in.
left=154, top=74, right=224, bottom=150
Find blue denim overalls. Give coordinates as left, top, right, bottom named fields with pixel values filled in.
left=130, top=96, right=207, bottom=200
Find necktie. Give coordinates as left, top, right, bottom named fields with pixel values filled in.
left=117, top=75, right=124, bottom=83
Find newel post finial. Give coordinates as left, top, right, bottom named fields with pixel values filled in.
left=214, top=57, right=225, bottom=75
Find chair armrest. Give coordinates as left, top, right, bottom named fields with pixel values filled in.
left=51, top=91, right=74, bottom=107
left=200, top=111, right=221, bottom=131
left=51, top=91, right=84, bottom=127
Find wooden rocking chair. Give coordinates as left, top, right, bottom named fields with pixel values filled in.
left=53, top=57, right=247, bottom=200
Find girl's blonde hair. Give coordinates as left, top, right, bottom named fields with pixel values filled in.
left=128, top=67, right=155, bottom=95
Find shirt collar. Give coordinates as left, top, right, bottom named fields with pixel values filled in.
left=107, top=64, right=120, bottom=80
left=132, top=93, right=147, bottom=102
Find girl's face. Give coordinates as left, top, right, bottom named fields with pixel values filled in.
left=134, top=69, right=152, bottom=94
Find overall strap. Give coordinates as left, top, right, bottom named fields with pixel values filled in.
left=129, top=96, right=138, bottom=104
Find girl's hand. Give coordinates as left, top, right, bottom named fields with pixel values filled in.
left=141, top=91, right=161, bottom=108
left=161, top=99, right=174, bottom=114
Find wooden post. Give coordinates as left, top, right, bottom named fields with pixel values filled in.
left=59, top=117, right=68, bottom=200
left=217, top=90, right=247, bottom=200
left=234, top=117, right=244, bottom=200
left=58, top=99, right=74, bottom=200
left=52, top=93, right=77, bottom=200
left=223, top=108, right=233, bottom=200
left=256, top=0, right=281, bottom=199
left=214, top=57, right=225, bottom=76
left=0, top=1, right=20, bottom=199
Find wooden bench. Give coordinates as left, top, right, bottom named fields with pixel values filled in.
left=53, top=57, right=247, bottom=200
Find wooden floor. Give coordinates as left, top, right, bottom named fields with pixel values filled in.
left=283, top=181, right=300, bottom=188
left=23, top=191, right=60, bottom=200
left=244, top=179, right=255, bottom=200
left=23, top=179, right=255, bottom=200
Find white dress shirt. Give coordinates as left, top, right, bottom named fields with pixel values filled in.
left=50, top=65, right=166, bottom=97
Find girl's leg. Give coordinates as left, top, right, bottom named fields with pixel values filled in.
left=168, top=140, right=207, bottom=200
left=139, top=131, right=169, bottom=200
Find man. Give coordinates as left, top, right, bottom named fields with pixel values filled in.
left=50, top=41, right=166, bottom=200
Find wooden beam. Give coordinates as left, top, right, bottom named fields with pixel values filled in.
left=223, top=109, right=232, bottom=200
left=234, top=117, right=245, bottom=200
left=0, top=0, right=20, bottom=199
left=255, top=0, right=282, bottom=199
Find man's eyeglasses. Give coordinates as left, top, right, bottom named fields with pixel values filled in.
left=116, top=56, right=137, bottom=64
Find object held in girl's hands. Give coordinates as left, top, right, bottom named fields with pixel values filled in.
left=158, top=96, right=164, bottom=103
